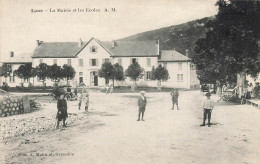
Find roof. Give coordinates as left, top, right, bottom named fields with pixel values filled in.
left=1, top=53, right=32, bottom=63
left=32, top=42, right=87, bottom=58
left=158, top=50, right=190, bottom=62
left=101, top=40, right=158, bottom=57
left=31, top=38, right=159, bottom=58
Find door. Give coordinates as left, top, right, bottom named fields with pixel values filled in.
left=94, top=76, right=98, bottom=86
left=79, top=77, right=83, bottom=84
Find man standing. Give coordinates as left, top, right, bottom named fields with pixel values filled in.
left=137, top=91, right=147, bottom=121
left=56, top=94, right=68, bottom=129
left=200, top=93, right=214, bottom=127
left=170, top=89, right=179, bottom=110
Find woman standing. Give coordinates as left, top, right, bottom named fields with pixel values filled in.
left=56, top=94, right=68, bottom=129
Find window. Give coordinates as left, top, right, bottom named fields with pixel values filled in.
left=131, top=58, right=137, bottom=64
left=117, top=58, right=122, bottom=65
left=146, top=71, right=152, bottom=80
left=79, top=59, right=83, bottom=67
left=39, top=59, right=43, bottom=64
left=163, top=62, right=167, bottom=69
left=177, top=74, right=183, bottom=81
left=178, top=63, right=182, bottom=70
left=90, top=59, right=98, bottom=66
left=10, top=74, right=15, bottom=82
left=147, top=58, right=151, bottom=66
left=102, top=58, right=110, bottom=64
left=90, top=46, right=97, bottom=53
left=79, top=72, right=83, bottom=76
left=24, top=78, right=29, bottom=83
left=53, top=59, right=57, bottom=65
left=67, top=59, right=71, bottom=66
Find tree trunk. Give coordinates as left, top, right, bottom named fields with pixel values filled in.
left=213, top=83, right=217, bottom=94
left=216, top=80, right=222, bottom=96
left=237, top=72, right=246, bottom=98
left=131, top=80, right=136, bottom=91
left=157, top=80, right=162, bottom=91
left=113, top=78, right=114, bottom=87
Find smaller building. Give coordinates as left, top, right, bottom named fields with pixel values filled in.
left=158, top=50, right=199, bottom=89
left=0, top=52, right=32, bottom=87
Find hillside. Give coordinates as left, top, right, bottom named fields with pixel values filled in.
left=120, top=17, right=214, bottom=58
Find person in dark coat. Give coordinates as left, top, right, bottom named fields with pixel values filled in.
left=56, top=94, right=68, bottom=129
left=170, top=89, right=179, bottom=110
left=137, top=91, right=147, bottom=121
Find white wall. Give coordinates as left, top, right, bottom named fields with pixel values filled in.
left=159, top=62, right=190, bottom=89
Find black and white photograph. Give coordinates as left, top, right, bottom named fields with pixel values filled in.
left=0, top=0, right=260, bottom=163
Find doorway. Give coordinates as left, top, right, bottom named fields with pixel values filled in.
left=94, top=75, right=98, bottom=86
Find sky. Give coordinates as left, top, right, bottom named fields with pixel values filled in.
left=0, top=0, right=218, bottom=60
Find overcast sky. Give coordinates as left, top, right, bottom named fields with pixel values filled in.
left=0, top=0, right=218, bottom=59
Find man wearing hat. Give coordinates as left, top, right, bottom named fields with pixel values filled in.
left=200, top=92, right=214, bottom=127
left=137, top=91, right=147, bottom=121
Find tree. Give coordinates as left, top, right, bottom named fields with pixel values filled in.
left=112, top=63, right=125, bottom=86
left=0, top=63, right=12, bottom=82
left=192, top=0, right=260, bottom=96
left=48, top=64, right=63, bottom=83
left=125, top=62, right=144, bottom=90
left=98, top=62, right=114, bottom=85
left=151, top=64, right=169, bottom=90
left=35, top=63, right=49, bottom=86
left=30, top=67, right=37, bottom=86
left=62, top=64, right=76, bottom=84
left=15, top=63, right=33, bottom=86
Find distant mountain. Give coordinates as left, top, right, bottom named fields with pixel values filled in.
left=120, top=17, right=214, bottom=58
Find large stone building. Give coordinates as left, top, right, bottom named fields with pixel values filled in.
left=1, top=38, right=200, bottom=89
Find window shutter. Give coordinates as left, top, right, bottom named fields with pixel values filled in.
left=89, top=59, right=92, bottom=66
left=136, top=58, right=139, bottom=63
left=102, top=58, right=105, bottom=64
left=144, top=71, right=147, bottom=80
left=96, top=59, right=99, bottom=66
left=130, top=58, right=132, bottom=64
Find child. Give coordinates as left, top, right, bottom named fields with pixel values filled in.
left=137, top=91, right=147, bottom=121
left=200, top=93, right=214, bottom=127
left=56, top=94, right=68, bottom=129
left=170, top=89, right=179, bottom=110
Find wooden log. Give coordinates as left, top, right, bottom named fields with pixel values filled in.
left=12, top=107, right=16, bottom=112
left=0, top=109, right=2, bottom=115
left=14, top=111, right=18, bottom=115
left=14, top=103, right=17, bottom=107
left=10, top=103, right=14, bottom=107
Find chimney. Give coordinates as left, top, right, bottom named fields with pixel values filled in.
left=156, top=39, right=159, bottom=55
left=79, top=38, right=83, bottom=47
left=185, top=49, right=189, bottom=57
left=112, top=40, right=117, bottom=48
left=10, top=51, right=14, bottom=57
left=36, top=40, right=40, bottom=46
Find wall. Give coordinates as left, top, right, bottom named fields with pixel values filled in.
left=159, top=62, right=190, bottom=89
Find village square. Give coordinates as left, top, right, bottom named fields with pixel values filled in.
left=0, top=0, right=260, bottom=164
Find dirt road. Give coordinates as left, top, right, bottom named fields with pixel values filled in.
left=2, top=91, right=260, bottom=164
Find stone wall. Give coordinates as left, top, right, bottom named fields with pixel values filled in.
left=0, top=96, right=27, bottom=117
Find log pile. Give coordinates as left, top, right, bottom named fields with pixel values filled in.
left=0, top=96, right=24, bottom=117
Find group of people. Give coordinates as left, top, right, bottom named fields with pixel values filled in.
left=56, top=85, right=89, bottom=129
left=56, top=86, right=214, bottom=129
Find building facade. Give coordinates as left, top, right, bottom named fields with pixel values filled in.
left=1, top=38, right=200, bottom=89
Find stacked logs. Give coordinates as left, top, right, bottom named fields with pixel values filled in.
left=0, top=96, right=24, bottom=117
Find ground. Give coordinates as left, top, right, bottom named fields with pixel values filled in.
left=1, top=91, right=260, bottom=164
